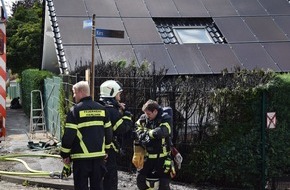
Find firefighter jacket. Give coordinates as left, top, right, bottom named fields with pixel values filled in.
left=98, top=98, right=133, bottom=152
left=60, top=96, right=113, bottom=160
left=135, top=107, right=172, bottom=158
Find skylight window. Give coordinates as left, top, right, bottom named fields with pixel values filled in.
left=153, top=18, right=226, bottom=45
left=173, top=27, right=214, bottom=44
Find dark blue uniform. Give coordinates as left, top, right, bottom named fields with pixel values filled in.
left=60, top=96, right=113, bottom=190
left=135, top=108, right=172, bottom=190
left=99, top=98, right=133, bottom=190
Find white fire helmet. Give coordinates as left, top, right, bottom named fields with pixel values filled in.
left=100, top=80, right=123, bottom=98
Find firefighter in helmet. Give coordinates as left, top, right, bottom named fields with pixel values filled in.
left=98, top=80, right=134, bottom=190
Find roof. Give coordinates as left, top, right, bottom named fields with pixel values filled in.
left=41, top=0, right=290, bottom=75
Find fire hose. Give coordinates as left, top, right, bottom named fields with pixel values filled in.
left=0, top=153, right=63, bottom=178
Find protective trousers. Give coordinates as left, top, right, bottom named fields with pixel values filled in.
left=137, top=157, right=171, bottom=190
left=73, top=158, right=106, bottom=190
left=103, top=148, right=118, bottom=190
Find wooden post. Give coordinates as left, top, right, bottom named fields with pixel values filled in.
left=90, top=14, right=96, bottom=100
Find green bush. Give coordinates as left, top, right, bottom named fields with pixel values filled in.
left=180, top=72, right=290, bottom=188
left=21, top=69, right=54, bottom=116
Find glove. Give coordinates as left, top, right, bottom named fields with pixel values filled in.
left=163, top=157, right=171, bottom=173
left=132, top=144, right=145, bottom=170
left=139, top=131, right=150, bottom=145
left=170, top=161, right=176, bottom=178
left=61, top=163, right=72, bottom=179
left=163, top=157, right=176, bottom=178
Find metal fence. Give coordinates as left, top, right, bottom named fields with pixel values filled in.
left=43, top=76, right=62, bottom=139
left=42, top=73, right=289, bottom=188
left=43, top=74, right=223, bottom=149
left=54, top=74, right=210, bottom=173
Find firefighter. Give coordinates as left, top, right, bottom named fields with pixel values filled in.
left=98, top=80, right=134, bottom=190
left=60, top=81, right=113, bottom=190
left=134, top=99, right=172, bottom=190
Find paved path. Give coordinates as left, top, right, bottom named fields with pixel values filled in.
left=0, top=106, right=74, bottom=189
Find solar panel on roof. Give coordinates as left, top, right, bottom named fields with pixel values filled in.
left=133, top=44, right=178, bottom=74
left=258, top=0, right=290, bottom=15
left=230, top=43, right=281, bottom=72
left=116, top=0, right=150, bottom=17
left=53, top=0, right=87, bottom=16
left=230, top=0, right=267, bottom=16
left=63, top=45, right=101, bottom=71
left=263, top=43, right=290, bottom=71
left=243, top=17, right=287, bottom=42
left=144, top=0, right=180, bottom=17
left=172, top=0, right=210, bottom=17
left=198, top=44, right=242, bottom=73
left=273, top=16, right=290, bottom=40
left=98, top=45, right=137, bottom=65
left=123, top=18, right=163, bottom=44
left=84, top=0, right=119, bottom=17
left=202, top=0, right=238, bottom=17
left=166, top=44, right=212, bottom=74
left=214, top=17, right=258, bottom=43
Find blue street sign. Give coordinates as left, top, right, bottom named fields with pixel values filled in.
left=96, top=29, right=124, bottom=38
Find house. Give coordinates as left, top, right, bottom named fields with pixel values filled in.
left=42, top=0, right=290, bottom=75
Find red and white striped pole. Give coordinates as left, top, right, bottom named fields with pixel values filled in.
left=0, top=10, right=6, bottom=140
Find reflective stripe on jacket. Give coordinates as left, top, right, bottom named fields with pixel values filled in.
left=60, top=96, right=112, bottom=160
left=136, top=108, right=172, bottom=156
left=98, top=98, right=133, bottom=152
